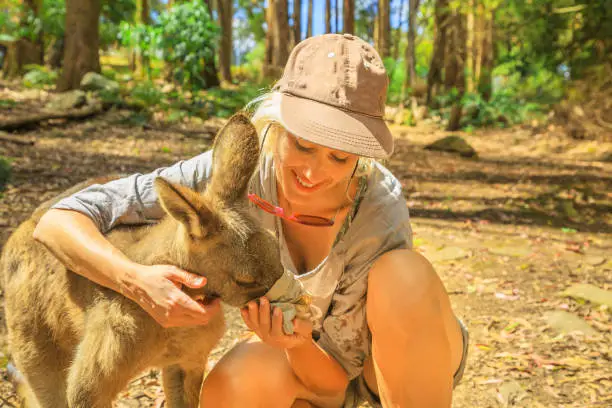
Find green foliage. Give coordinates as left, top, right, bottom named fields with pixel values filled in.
left=11, top=6, right=42, bottom=42
left=460, top=91, right=544, bottom=128
left=41, top=0, right=65, bottom=39
left=118, top=1, right=219, bottom=89
left=0, top=2, right=18, bottom=38
left=494, top=62, right=566, bottom=105
left=355, top=0, right=377, bottom=43
left=129, top=81, right=163, bottom=108
left=156, top=1, right=220, bottom=89
left=496, top=0, right=612, bottom=79
left=22, top=65, right=57, bottom=88
left=384, top=57, right=405, bottom=106
left=100, top=0, right=136, bottom=48
left=203, top=83, right=269, bottom=118
left=235, top=0, right=266, bottom=42
left=0, top=157, right=12, bottom=192
left=239, top=41, right=266, bottom=81
left=0, top=99, right=17, bottom=109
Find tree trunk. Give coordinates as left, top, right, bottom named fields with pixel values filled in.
left=135, top=0, right=151, bottom=79
left=478, top=7, right=494, bottom=100
left=201, top=0, right=220, bottom=87
left=48, top=36, right=64, bottom=69
left=473, top=0, right=483, bottom=87
left=23, top=0, right=44, bottom=64
left=465, top=0, right=475, bottom=93
left=334, top=0, right=339, bottom=32
left=343, top=0, right=354, bottom=34
left=218, top=0, right=233, bottom=83
left=426, top=0, right=449, bottom=106
left=307, top=0, right=313, bottom=37
left=393, top=0, right=406, bottom=61
left=401, top=0, right=420, bottom=112
left=325, top=0, right=332, bottom=33
left=275, top=0, right=290, bottom=65
left=447, top=8, right=466, bottom=131
left=57, top=0, right=101, bottom=91
left=443, top=12, right=458, bottom=89
left=377, top=0, right=391, bottom=58
left=292, top=0, right=302, bottom=45
left=265, top=1, right=274, bottom=76
left=264, top=0, right=290, bottom=78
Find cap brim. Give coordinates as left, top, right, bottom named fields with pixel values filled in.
left=278, top=93, right=394, bottom=159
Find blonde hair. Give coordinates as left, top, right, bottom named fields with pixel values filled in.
left=245, top=92, right=375, bottom=178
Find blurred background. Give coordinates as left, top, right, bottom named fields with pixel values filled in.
left=1, top=0, right=610, bottom=134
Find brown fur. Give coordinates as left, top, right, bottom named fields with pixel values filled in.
left=1, top=114, right=284, bottom=408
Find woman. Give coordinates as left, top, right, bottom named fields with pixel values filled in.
left=34, top=34, right=468, bottom=407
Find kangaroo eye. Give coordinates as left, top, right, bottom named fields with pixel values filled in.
left=235, top=277, right=258, bottom=289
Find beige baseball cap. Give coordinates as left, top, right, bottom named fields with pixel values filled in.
left=272, top=33, right=393, bottom=159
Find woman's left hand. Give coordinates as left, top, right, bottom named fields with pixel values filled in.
left=241, top=296, right=313, bottom=350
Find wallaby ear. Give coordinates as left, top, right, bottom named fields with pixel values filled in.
left=207, top=113, right=260, bottom=204
left=154, top=178, right=214, bottom=239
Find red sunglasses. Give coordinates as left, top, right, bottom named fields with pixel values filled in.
left=248, top=193, right=336, bottom=226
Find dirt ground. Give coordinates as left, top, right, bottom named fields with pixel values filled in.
left=0, top=85, right=610, bottom=407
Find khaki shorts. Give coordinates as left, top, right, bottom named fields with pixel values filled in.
left=344, top=318, right=469, bottom=408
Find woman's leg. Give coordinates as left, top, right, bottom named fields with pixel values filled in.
left=199, top=336, right=343, bottom=408
left=199, top=336, right=300, bottom=408
left=365, top=249, right=465, bottom=408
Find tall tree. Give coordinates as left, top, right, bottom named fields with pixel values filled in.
left=23, top=0, right=44, bottom=64
left=202, top=0, right=220, bottom=87
left=393, top=0, right=406, bottom=61
left=334, top=0, right=339, bottom=32
left=377, top=0, right=390, bottom=57
left=401, top=0, right=420, bottom=113
left=343, top=0, right=354, bottom=34
left=238, top=0, right=266, bottom=42
left=57, top=0, right=101, bottom=91
left=465, top=0, right=475, bottom=93
left=307, top=0, right=313, bottom=37
left=132, top=0, right=151, bottom=78
left=264, top=0, right=290, bottom=77
left=445, top=6, right=466, bottom=130
left=478, top=6, right=495, bottom=100
left=292, top=0, right=302, bottom=45
left=218, top=0, right=233, bottom=83
left=325, top=0, right=331, bottom=33
left=426, top=0, right=449, bottom=105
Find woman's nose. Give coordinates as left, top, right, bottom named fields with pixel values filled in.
left=302, top=166, right=314, bottom=179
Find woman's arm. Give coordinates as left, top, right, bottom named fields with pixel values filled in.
left=33, top=151, right=220, bottom=327
left=285, top=335, right=349, bottom=395
left=241, top=298, right=349, bottom=396
left=34, top=209, right=220, bottom=327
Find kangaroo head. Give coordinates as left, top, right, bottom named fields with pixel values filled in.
left=154, top=114, right=283, bottom=307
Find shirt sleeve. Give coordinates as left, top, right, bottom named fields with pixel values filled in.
left=50, top=150, right=214, bottom=233
left=316, top=174, right=413, bottom=380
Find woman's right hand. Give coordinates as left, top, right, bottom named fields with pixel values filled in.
left=127, top=264, right=222, bottom=328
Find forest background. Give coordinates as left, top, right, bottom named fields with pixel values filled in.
left=1, top=0, right=611, bottom=133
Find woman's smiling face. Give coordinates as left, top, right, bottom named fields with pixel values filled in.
left=273, top=126, right=359, bottom=210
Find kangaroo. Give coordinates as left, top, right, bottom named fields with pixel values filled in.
left=0, top=114, right=285, bottom=408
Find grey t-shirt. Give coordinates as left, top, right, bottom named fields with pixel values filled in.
left=51, top=150, right=413, bottom=379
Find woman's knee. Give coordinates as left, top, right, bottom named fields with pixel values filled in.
left=366, top=249, right=444, bottom=331
left=200, top=338, right=299, bottom=407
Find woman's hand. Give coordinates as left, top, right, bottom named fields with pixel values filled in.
left=241, top=296, right=313, bottom=349
left=128, top=264, right=221, bottom=328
